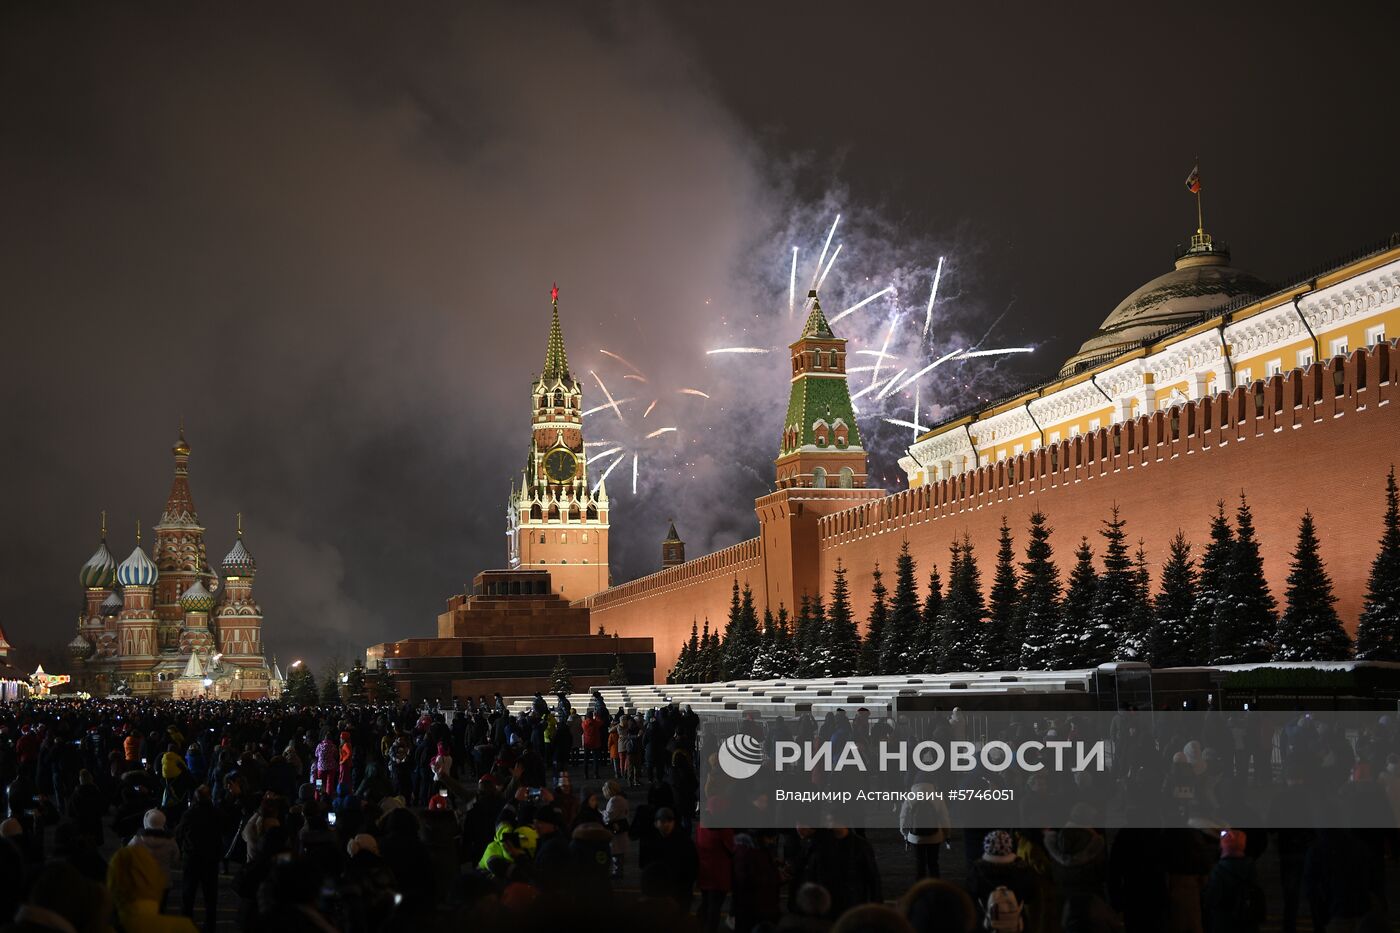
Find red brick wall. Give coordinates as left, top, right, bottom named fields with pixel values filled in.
left=593, top=346, right=1398, bottom=678
left=822, top=345, right=1398, bottom=643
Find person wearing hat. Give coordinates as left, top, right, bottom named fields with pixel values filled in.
left=1203, top=830, right=1264, bottom=933
left=968, top=831, right=1035, bottom=930
left=637, top=807, right=697, bottom=911
left=129, top=809, right=179, bottom=890
left=335, top=834, right=398, bottom=933
left=107, top=845, right=198, bottom=933
left=531, top=806, right=570, bottom=890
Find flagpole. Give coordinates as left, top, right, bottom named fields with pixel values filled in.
left=1195, top=155, right=1204, bottom=235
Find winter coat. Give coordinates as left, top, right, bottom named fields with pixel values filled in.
left=532, top=829, right=572, bottom=890
left=582, top=718, right=605, bottom=751
left=969, top=857, right=1038, bottom=923
left=1045, top=827, right=1109, bottom=900
left=128, top=829, right=179, bottom=882
left=335, top=851, right=399, bottom=933
left=800, top=830, right=881, bottom=916
left=731, top=833, right=781, bottom=933
left=477, top=822, right=520, bottom=872
left=898, top=783, right=951, bottom=846
left=638, top=827, right=698, bottom=906
left=695, top=824, right=735, bottom=893
left=568, top=821, right=616, bottom=889
left=1202, top=856, right=1263, bottom=933
left=602, top=793, right=630, bottom=854
left=174, top=799, right=223, bottom=865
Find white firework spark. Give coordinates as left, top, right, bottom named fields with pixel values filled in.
left=677, top=388, right=711, bottom=399
left=896, top=347, right=963, bottom=393
left=788, top=246, right=799, bottom=317
left=643, top=400, right=658, bottom=418
left=809, top=213, right=841, bottom=291
left=589, top=370, right=627, bottom=422
left=958, top=347, right=1034, bottom=359
left=707, top=347, right=770, bottom=355
left=586, top=446, right=623, bottom=464
left=828, top=285, right=895, bottom=326
left=592, top=452, right=625, bottom=492
left=815, top=242, right=843, bottom=292
left=644, top=426, right=678, bottom=439
left=581, top=397, right=635, bottom=417
left=871, top=314, right=902, bottom=387
left=922, top=256, right=944, bottom=337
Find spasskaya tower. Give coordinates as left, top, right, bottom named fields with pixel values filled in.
left=506, top=285, right=610, bottom=599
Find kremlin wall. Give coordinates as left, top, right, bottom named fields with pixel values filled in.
left=588, top=235, right=1400, bottom=681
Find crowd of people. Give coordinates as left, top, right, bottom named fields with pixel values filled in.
left=0, top=694, right=1395, bottom=933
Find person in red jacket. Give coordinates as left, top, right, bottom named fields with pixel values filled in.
left=695, top=796, right=736, bottom=933
left=581, top=712, right=605, bottom=779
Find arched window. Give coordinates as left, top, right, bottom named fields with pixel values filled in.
left=812, top=466, right=828, bottom=488
left=839, top=467, right=854, bottom=488
left=582, top=533, right=589, bottom=543
left=538, top=533, right=546, bottom=544
left=830, top=350, right=839, bottom=369
left=586, top=505, right=598, bottom=520
left=560, top=532, right=567, bottom=544
left=548, top=504, right=560, bottom=522
left=531, top=504, right=542, bottom=521
left=554, top=391, right=564, bottom=407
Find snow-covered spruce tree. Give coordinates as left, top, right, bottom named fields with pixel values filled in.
left=1056, top=537, right=1099, bottom=668
left=1017, top=510, right=1062, bottom=671
left=881, top=542, right=921, bottom=674
left=669, top=619, right=700, bottom=684
left=772, top=604, right=799, bottom=677
left=1149, top=531, right=1199, bottom=667
left=1273, top=511, right=1352, bottom=661
left=825, top=561, right=861, bottom=677
left=751, top=608, right=776, bottom=680
left=1192, top=503, right=1234, bottom=664
left=1130, top=539, right=1153, bottom=656
left=608, top=655, right=628, bottom=686
left=940, top=537, right=987, bottom=671
left=548, top=655, right=574, bottom=694
left=1212, top=493, right=1276, bottom=664
left=1357, top=466, right=1400, bottom=660
left=345, top=661, right=368, bottom=704
left=915, top=565, right=944, bottom=674
left=721, top=582, right=762, bottom=679
left=987, top=517, right=1021, bottom=669
left=806, top=593, right=830, bottom=677
left=1090, top=506, right=1139, bottom=661
left=860, top=563, right=889, bottom=675
left=793, top=595, right=815, bottom=677
left=698, top=618, right=723, bottom=683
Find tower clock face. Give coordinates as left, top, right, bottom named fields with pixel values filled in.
left=544, top=448, right=578, bottom=482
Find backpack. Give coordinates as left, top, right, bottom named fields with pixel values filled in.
left=984, top=885, right=1024, bottom=932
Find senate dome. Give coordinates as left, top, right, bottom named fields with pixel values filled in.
left=1059, top=241, right=1271, bottom=377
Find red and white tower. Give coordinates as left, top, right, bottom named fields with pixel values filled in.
left=508, top=285, right=610, bottom=599
left=215, top=515, right=266, bottom=695
left=115, top=522, right=160, bottom=690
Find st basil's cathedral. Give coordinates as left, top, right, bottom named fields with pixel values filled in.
left=70, top=430, right=282, bottom=699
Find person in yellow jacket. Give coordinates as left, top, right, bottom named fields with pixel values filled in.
left=107, top=844, right=198, bottom=933
left=477, top=821, right=529, bottom=876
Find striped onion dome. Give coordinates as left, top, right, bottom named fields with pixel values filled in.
left=101, top=590, right=123, bottom=615
left=116, top=544, right=159, bottom=587
left=68, top=632, right=94, bottom=660
left=180, top=579, right=216, bottom=613
left=79, top=541, right=117, bottom=589
left=221, top=536, right=256, bottom=577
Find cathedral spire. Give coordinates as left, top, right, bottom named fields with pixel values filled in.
left=542, top=282, right=571, bottom=382
left=160, top=424, right=198, bottom=526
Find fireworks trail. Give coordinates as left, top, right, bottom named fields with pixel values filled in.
left=854, top=349, right=899, bottom=359
left=642, top=400, right=658, bottom=418
left=600, top=349, right=645, bottom=375
left=815, top=243, right=843, bottom=292
left=586, top=446, right=623, bottom=464
left=707, top=347, right=769, bottom=355
left=913, top=384, right=921, bottom=441
left=582, top=398, right=634, bottom=418
left=631, top=453, right=639, bottom=495
left=809, top=213, right=841, bottom=291
left=623, top=374, right=648, bottom=383
left=958, top=347, right=1034, bottom=359
left=850, top=381, right=880, bottom=402
left=644, top=427, right=678, bottom=439
left=828, top=285, right=896, bottom=326
left=922, top=256, right=945, bottom=337
left=846, top=365, right=877, bottom=374
left=896, top=347, right=964, bottom=393
left=677, top=388, right=711, bottom=399
left=588, top=370, right=627, bottom=423
left=788, top=247, right=799, bottom=317
left=871, top=314, right=902, bottom=386
left=877, top=367, right=909, bottom=400
left=883, top=417, right=930, bottom=433
left=592, top=452, right=625, bottom=493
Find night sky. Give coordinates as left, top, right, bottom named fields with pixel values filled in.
left=3, top=2, right=1397, bottom=673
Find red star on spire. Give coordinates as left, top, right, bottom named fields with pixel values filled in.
left=551, top=282, right=559, bottom=304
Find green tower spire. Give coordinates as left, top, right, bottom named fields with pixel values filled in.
left=543, top=282, right=571, bottom=382
left=781, top=291, right=862, bottom=456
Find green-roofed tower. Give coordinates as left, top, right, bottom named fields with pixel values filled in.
left=775, top=290, right=869, bottom=490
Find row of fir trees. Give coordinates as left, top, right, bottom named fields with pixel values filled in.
left=666, top=467, right=1400, bottom=682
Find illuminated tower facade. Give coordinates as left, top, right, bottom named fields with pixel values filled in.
left=114, top=524, right=160, bottom=683
left=153, top=428, right=215, bottom=651
left=508, top=285, right=610, bottom=599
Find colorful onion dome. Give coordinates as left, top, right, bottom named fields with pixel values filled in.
left=180, top=579, right=216, bottom=613
left=68, top=632, right=94, bottom=661
left=79, top=540, right=117, bottom=589
left=116, top=536, right=159, bottom=588
left=221, top=515, right=256, bottom=576
left=100, top=590, right=123, bottom=615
